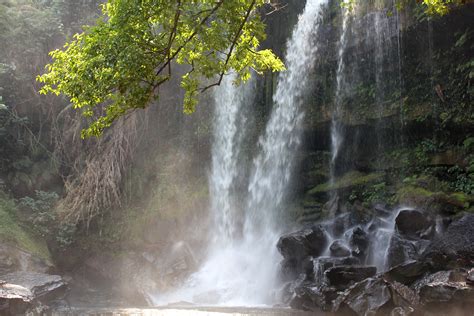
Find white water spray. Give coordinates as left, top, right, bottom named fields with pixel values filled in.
left=210, top=74, right=255, bottom=245
left=153, top=0, right=328, bottom=306
left=246, top=0, right=328, bottom=235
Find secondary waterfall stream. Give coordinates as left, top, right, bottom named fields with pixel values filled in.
left=329, top=2, right=350, bottom=208
left=153, top=0, right=328, bottom=306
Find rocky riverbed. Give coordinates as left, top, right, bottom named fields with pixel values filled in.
left=277, top=209, right=474, bottom=315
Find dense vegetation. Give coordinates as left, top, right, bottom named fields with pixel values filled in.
left=37, top=0, right=285, bottom=137
left=36, top=0, right=469, bottom=138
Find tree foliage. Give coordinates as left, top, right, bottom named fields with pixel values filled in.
left=38, top=0, right=285, bottom=138
left=421, top=0, right=469, bottom=15
left=340, top=0, right=470, bottom=15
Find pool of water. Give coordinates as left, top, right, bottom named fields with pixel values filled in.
left=51, top=306, right=325, bottom=316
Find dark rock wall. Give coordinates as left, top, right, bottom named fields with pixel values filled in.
left=259, top=1, right=474, bottom=224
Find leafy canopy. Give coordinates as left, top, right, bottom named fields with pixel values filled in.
left=38, top=0, right=285, bottom=138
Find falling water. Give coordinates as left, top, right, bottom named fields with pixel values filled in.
left=209, top=73, right=255, bottom=245
left=329, top=2, right=351, bottom=208
left=151, top=74, right=256, bottom=306
left=372, top=1, right=403, bottom=153
left=246, top=0, right=328, bottom=235
left=241, top=0, right=329, bottom=302
left=153, top=0, right=328, bottom=306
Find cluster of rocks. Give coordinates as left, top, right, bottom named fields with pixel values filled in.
left=277, top=210, right=474, bottom=315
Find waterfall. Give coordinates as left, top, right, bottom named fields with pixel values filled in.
left=209, top=73, right=255, bottom=246
left=329, top=0, right=405, bottom=197
left=240, top=0, right=328, bottom=302
left=372, top=1, right=403, bottom=154
left=329, top=2, right=350, bottom=208
left=246, top=0, right=328, bottom=235
left=153, top=0, right=328, bottom=306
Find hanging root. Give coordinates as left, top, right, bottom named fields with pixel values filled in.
left=53, top=109, right=141, bottom=227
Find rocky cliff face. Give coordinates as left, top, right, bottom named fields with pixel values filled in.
left=258, top=0, right=473, bottom=225
left=266, top=1, right=474, bottom=313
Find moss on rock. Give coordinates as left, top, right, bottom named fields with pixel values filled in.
left=309, top=171, right=384, bottom=195
left=0, top=193, right=52, bottom=263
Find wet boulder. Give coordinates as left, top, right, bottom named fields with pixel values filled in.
left=334, top=277, right=392, bottom=316
left=325, top=266, right=377, bottom=290
left=279, top=258, right=299, bottom=281
left=288, top=274, right=338, bottom=312
left=350, top=227, right=370, bottom=260
left=386, top=234, right=418, bottom=269
left=329, top=240, right=351, bottom=258
left=314, top=257, right=360, bottom=277
left=422, top=214, right=474, bottom=269
left=384, top=260, right=428, bottom=285
left=289, top=282, right=325, bottom=311
left=334, top=276, right=423, bottom=316
left=395, top=210, right=435, bottom=240
left=277, top=226, right=328, bottom=261
left=389, top=280, right=421, bottom=311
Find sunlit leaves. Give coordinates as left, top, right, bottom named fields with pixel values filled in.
left=421, top=0, right=465, bottom=15
left=38, top=0, right=285, bottom=137
left=340, top=0, right=467, bottom=15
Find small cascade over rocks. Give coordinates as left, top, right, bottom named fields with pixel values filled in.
left=278, top=206, right=474, bottom=314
